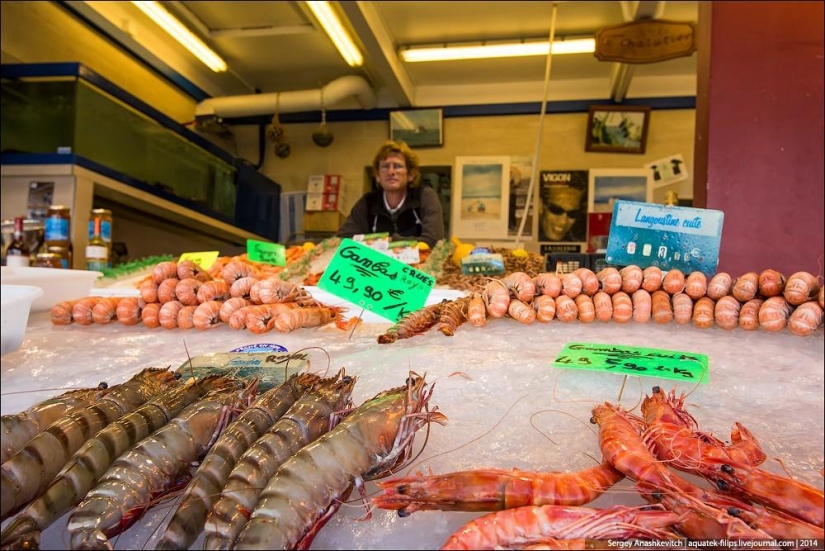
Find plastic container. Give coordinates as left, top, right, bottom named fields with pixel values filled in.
left=0, top=266, right=102, bottom=312
left=1, top=284, right=44, bottom=356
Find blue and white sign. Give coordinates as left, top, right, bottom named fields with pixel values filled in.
left=605, top=201, right=724, bottom=276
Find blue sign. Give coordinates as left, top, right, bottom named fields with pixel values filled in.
left=605, top=201, right=724, bottom=276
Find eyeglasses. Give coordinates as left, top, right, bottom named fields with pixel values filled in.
left=546, top=203, right=578, bottom=217
left=378, top=162, right=407, bottom=172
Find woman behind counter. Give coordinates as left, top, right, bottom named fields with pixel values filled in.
left=335, top=140, right=445, bottom=248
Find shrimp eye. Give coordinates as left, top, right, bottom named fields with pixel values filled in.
left=652, top=385, right=661, bottom=393
left=406, top=377, right=414, bottom=386
left=98, top=381, right=109, bottom=389
left=727, top=507, right=741, bottom=516
left=589, top=416, right=597, bottom=424
left=342, top=375, right=353, bottom=383
left=398, top=509, right=410, bottom=518
left=174, top=372, right=183, bottom=379
left=651, top=491, right=663, bottom=501
left=716, top=479, right=729, bottom=491
left=721, top=464, right=735, bottom=474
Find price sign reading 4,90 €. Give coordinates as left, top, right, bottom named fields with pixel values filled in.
left=178, top=251, right=219, bottom=271
left=318, top=238, right=435, bottom=322
left=247, top=239, right=286, bottom=266
left=553, top=343, right=709, bottom=384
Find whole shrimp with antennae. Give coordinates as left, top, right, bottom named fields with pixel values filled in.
left=437, top=296, right=471, bottom=335
left=501, top=271, right=536, bottom=303
left=157, top=372, right=326, bottom=551
left=199, top=371, right=356, bottom=551
left=231, top=373, right=447, bottom=550
left=378, top=301, right=445, bottom=343
left=66, top=378, right=259, bottom=550
left=373, top=462, right=624, bottom=515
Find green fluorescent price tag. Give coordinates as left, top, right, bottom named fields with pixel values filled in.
left=317, top=238, right=435, bottom=322
left=247, top=239, right=286, bottom=266
left=553, top=342, right=709, bottom=384
left=178, top=251, right=219, bottom=270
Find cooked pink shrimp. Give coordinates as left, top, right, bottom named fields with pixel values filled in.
left=501, top=271, right=536, bottom=303
left=672, top=293, right=693, bottom=325
left=684, top=271, right=708, bottom=300
left=787, top=301, right=824, bottom=336
left=51, top=300, right=77, bottom=325
left=758, top=269, right=786, bottom=298
left=642, top=266, right=663, bottom=293
left=508, top=298, right=536, bottom=324
left=219, top=297, right=252, bottom=324
left=593, top=291, right=613, bottom=322
left=714, top=295, right=741, bottom=330
left=553, top=294, right=577, bottom=322
left=174, top=277, right=202, bottom=306
left=245, top=304, right=297, bottom=334
left=139, top=279, right=159, bottom=304
left=467, top=293, right=488, bottom=327
left=631, top=289, right=652, bottom=324
left=533, top=272, right=562, bottom=298
left=651, top=290, right=673, bottom=324
left=758, top=296, right=791, bottom=332
left=177, top=305, right=197, bottom=330
left=157, top=277, right=180, bottom=304
left=707, top=272, right=733, bottom=300
left=176, top=259, right=212, bottom=282
left=193, top=300, right=224, bottom=330
left=221, top=259, right=258, bottom=283
left=229, top=276, right=257, bottom=300
left=662, top=269, right=686, bottom=295
left=611, top=291, right=633, bottom=323
left=197, top=280, right=231, bottom=303
left=783, top=271, right=820, bottom=305
left=619, top=265, right=643, bottom=294
left=152, top=261, right=178, bottom=285
left=596, top=267, right=622, bottom=295
left=116, top=297, right=144, bottom=326
left=533, top=295, right=556, bottom=323
left=229, top=305, right=254, bottom=330
left=692, top=296, right=715, bottom=328
left=572, top=268, right=599, bottom=296
left=574, top=294, right=595, bottom=323
left=560, top=272, right=582, bottom=299
left=142, top=303, right=161, bottom=328
left=738, top=298, right=764, bottom=331
left=484, top=280, right=511, bottom=318
left=72, top=297, right=104, bottom=326
left=732, top=272, right=759, bottom=302
left=159, top=300, right=184, bottom=329
left=91, top=297, right=120, bottom=325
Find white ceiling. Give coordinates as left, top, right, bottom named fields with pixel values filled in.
left=78, top=1, right=699, bottom=112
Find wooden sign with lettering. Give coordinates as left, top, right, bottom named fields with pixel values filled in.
left=595, top=19, right=696, bottom=64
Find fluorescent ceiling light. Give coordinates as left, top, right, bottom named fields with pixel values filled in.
left=132, top=1, right=227, bottom=72
left=306, top=1, right=363, bottom=67
left=400, top=38, right=596, bottom=63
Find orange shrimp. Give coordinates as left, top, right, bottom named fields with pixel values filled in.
left=228, top=305, right=255, bottom=331
left=819, top=285, right=824, bottom=309
left=174, top=277, right=202, bottom=306
left=378, top=301, right=445, bottom=343
left=619, top=265, right=643, bottom=294
left=51, top=300, right=78, bottom=325
left=253, top=278, right=306, bottom=304
left=219, top=297, right=252, bottom=324
left=650, top=290, right=673, bottom=324
left=574, top=294, right=595, bottom=323
left=610, top=291, right=632, bottom=323
left=642, top=265, right=663, bottom=293
left=714, top=295, right=741, bottom=330
left=373, top=463, right=625, bottom=515
left=157, top=277, right=180, bottom=304
left=507, top=298, right=536, bottom=325
left=533, top=295, right=556, bottom=323
left=560, top=272, right=582, bottom=299
left=158, top=300, right=184, bottom=329
left=758, top=296, right=792, bottom=332
left=152, top=260, right=178, bottom=285
left=501, top=271, right=536, bottom=303
left=533, top=272, right=562, bottom=298
left=243, top=303, right=301, bottom=334
left=758, top=268, right=786, bottom=298
left=483, top=280, right=511, bottom=319
left=692, top=296, right=715, bottom=329
left=732, top=271, right=759, bottom=302
left=554, top=294, right=578, bottom=322
left=192, top=300, right=224, bottom=330
left=116, top=297, right=143, bottom=326
left=177, top=305, right=197, bottom=330
left=661, top=269, right=686, bottom=295
left=176, top=259, right=211, bottom=282
left=631, top=289, right=651, bottom=324
left=91, top=297, right=120, bottom=324
left=220, top=259, right=258, bottom=283
left=787, top=301, right=824, bottom=336
left=738, top=298, right=764, bottom=331
left=139, top=279, right=159, bottom=304
left=671, top=293, right=693, bottom=325
left=572, top=268, right=599, bottom=296
left=229, top=276, right=257, bottom=300
left=783, top=271, right=820, bottom=305
left=438, top=296, right=471, bottom=335
left=272, top=306, right=341, bottom=332
left=596, top=267, right=622, bottom=295
left=684, top=271, right=708, bottom=300
left=197, top=279, right=231, bottom=303
left=467, top=293, right=488, bottom=327
left=72, top=297, right=104, bottom=326
left=590, top=291, right=611, bottom=322
left=706, top=272, right=733, bottom=300
left=141, top=302, right=161, bottom=328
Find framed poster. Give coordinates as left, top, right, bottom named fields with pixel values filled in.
left=538, top=170, right=588, bottom=244
left=451, top=156, right=511, bottom=239
left=507, top=156, right=535, bottom=238
left=588, top=169, right=652, bottom=214
left=389, top=109, right=443, bottom=147
left=585, top=105, right=650, bottom=154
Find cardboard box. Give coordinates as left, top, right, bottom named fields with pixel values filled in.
left=304, top=211, right=345, bottom=233
left=306, top=192, right=339, bottom=211
left=307, top=174, right=341, bottom=194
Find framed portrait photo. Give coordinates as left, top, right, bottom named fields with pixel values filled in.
left=585, top=105, right=651, bottom=154
left=389, top=108, right=443, bottom=147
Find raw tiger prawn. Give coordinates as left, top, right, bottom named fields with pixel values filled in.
left=230, top=372, right=447, bottom=550
left=377, top=301, right=446, bottom=343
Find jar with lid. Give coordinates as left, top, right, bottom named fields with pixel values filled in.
left=35, top=252, right=63, bottom=268
left=88, top=209, right=113, bottom=267
left=44, top=205, right=71, bottom=247
left=6, top=217, right=31, bottom=267
left=47, top=245, right=71, bottom=269
left=85, top=216, right=109, bottom=272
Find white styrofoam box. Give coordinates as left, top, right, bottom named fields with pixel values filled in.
left=1, top=284, right=44, bottom=355
left=1, top=266, right=102, bottom=312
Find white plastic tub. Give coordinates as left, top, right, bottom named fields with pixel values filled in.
left=1, top=266, right=102, bottom=312
left=1, top=284, right=44, bottom=356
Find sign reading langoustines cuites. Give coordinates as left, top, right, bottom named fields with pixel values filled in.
left=317, top=238, right=435, bottom=322
left=178, top=251, right=219, bottom=270
left=553, top=342, right=709, bottom=384
left=247, top=239, right=286, bottom=266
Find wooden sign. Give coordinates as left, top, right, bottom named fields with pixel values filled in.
left=595, top=19, right=696, bottom=64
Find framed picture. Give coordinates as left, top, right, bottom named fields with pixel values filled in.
left=588, top=168, right=652, bottom=214
left=451, top=156, right=511, bottom=239
left=585, top=105, right=651, bottom=154
left=389, top=108, right=443, bottom=147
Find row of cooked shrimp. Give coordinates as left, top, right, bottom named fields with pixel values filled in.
left=377, top=268, right=824, bottom=342
left=371, top=385, right=824, bottom=549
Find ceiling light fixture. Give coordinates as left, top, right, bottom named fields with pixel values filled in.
left=131, top=1, right=227, bottom=72
left=306, top=1, right=363, bottom=67
left=400, top=38, right=595, bottom=63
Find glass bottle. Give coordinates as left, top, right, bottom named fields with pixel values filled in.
left=85, top=217, right=109, bottom=272
left=6, top=217, right=31, bottom=267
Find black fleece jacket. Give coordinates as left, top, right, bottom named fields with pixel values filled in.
left=335, top=186, right=445, bottom=248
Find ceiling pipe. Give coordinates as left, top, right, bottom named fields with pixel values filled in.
left=194, top=75, right=377, bottom=119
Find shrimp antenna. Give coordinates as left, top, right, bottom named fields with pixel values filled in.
left=289, top=346, right=332, bottom=377
left=182, top=339, right=196, bottom=381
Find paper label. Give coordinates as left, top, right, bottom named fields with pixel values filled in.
left=178, top=251, right=219, bottom=270
left=247, top=239, right=286, bottom=266
left=176, top=351, right=309, bottom=391
left=461, top=253, right=505, bottom=275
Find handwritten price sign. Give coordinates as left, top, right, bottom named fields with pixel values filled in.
left=178, top=251, right=219, bottom=270
left=318, top=238, right=435, bottom=322
left=553, top=342, right=709, bottom=383
left=247, top=239, right=286, bottom=266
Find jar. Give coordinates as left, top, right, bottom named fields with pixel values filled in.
left=44, top=205, right=71, bottom=247
left=47, top=245, right=71, bottom=269
left=88, top=209, right=113, bottom=268
left=35, top=252, right=63, bottom=268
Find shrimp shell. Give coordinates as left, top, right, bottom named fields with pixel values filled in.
left=647, top=290, right=672, bottom=325
left=758, top=296, right=792, bottom=332
left=684, top=271, right=708, bottom=300
left=692, top=296, right=715, bottom=328
left=221, top=259, right=258, bottom=283
left=229, top=305, right=254, bottom=331
left=672, top=293, right=694, bottom=325
left=714, top=295, right=741, bottom=330
left=707, top=272, right=733, bottom=300
left=783, top=271, right=820, bottom=305
left=739, top=298, right=764, bottom=331
left=574, top=294, right=595, bottom=323
left=174, top=277, right=203, bottom=306
left=378, top=302, right=445, bottom=344
left=508, top=298, right=536, bottom=325
left=157, top=277, right=181, bottom=304
left=116, top=296, right=144, bottom=326
left=229, top=276, right=258, bottom=300
left=50, top=300, right=77, bottom=325
left=732, top=272, right=759, bottom=302
left=572, top=268, right=599, bottom=296
left=245, top=304, right=298, bottom=334
left=619, top=265, right=643, bottom=294
left=560, top=272, right=583, bottom=299
left=662, top=269, right=686, bottom=295
left=611, top=292, right=633, bottom=324
left=197, top=279, right=231, bottom=303
left=758, top=269, right=786, bottom=298
left=501, top=271, right=536, bottom=303
left=484, top=280, right=511, bottom=319
left=533, top=272, right=562, bottom=298
left=631, top=289, right=652, bottom=324
left=159, top=300, right=184, bottom=329
left=272, top=306, right=341, bottom=333
left=176, top=259, right=211, bottom=282
left=554, top=294, right=578, bottom=322
left=593, top=291, right=613, bottom=322
left=533, top=295, right=556, bottom=323
left=72, top=297, right=104, bottom=326
left=787, top=301, right=824, bottom=336
left=641, top=266, right=663, bottom=293
left=177, top=304, right=197, bottom=330
left=193, top=300, right=224, bottom=330
left=819, top=285, right=824, bottom=309
left=91, top=297, right=120, bottom=325
left=152, top=260, right=178, bottom=284
left=139, top=278, right=159, bottom=304
left=596, top=267, right=622, bottom=295
left=141, top=302, right=161, bottom=328
left=437, top=296, right=472, bottom=335
left=467, top=293, right=488, bottom=327
left=219, top=297, right=252, bottom=324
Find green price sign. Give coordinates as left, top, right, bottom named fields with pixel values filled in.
left=178, top=251, right=219, bottom=270
left=317, top=238, right=435, bottom=322
left=247, top=239, right=286, bottom=266
left=553, top=342, right=709, bottom=384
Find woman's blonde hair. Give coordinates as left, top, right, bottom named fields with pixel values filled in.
left=372, top=140, right=421, bottom=187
